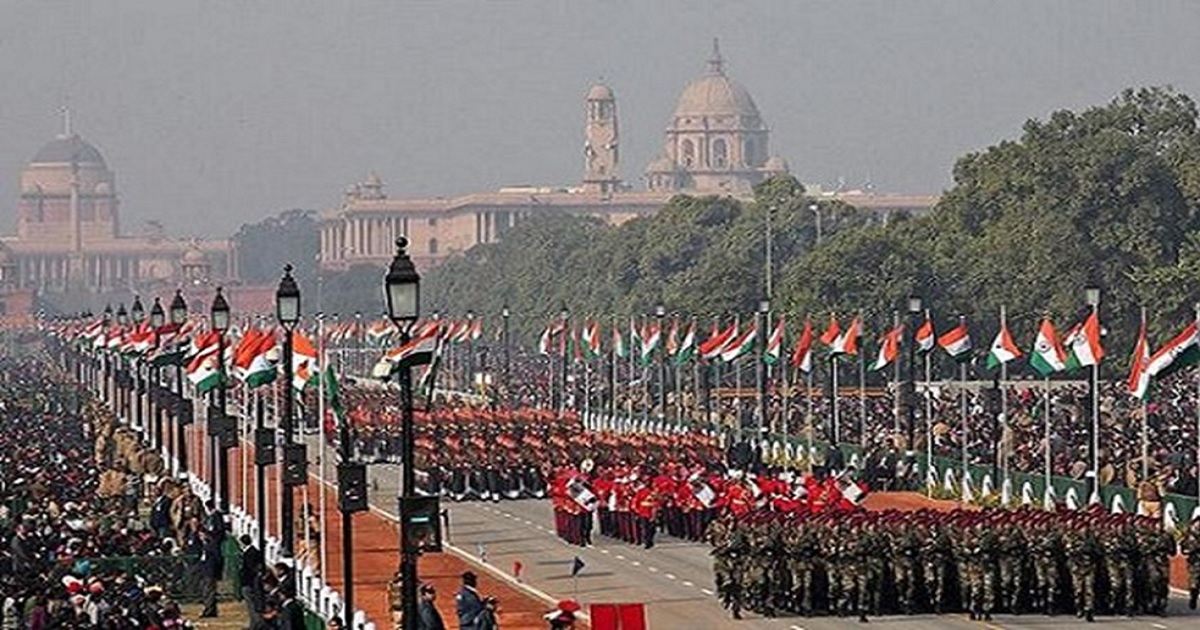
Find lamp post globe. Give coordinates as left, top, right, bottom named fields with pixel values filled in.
left=150, top=298, right=165, bottom=329
left=276, top=264, right=301, bottom=330
left=103, top=304, right=113, bottom=326
left=210, top=288, right=230, bottom=332
left=385, top=237, right=420, bottom=326
left=131, top=296, right=145, bottom=324
left=170, top=291, right=188, bottom=326
left=116, top=304, right=128, bottom=327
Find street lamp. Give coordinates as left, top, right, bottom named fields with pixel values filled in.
left=150, top=298, right=165, bottom=454
left=558, top=305, right=570, bottom=414
left=131, top=297, right=146, bottom=436
left=501, top=305, right=511, bottom=403
left=757, top=299, right=770, bottom=438
left=465, top=309, right=476, bottom=390
left=906, top=296, right=922, bottom=465
left=655, top=304, right=667, bottom=421
left=809, top=203, right=822, bottom=245
left=385, top=237, right=424, bottom=630
left=210, top=287, right=231, bottom=512
left=170, top=290, right=190, bottom=475
left=1084, top=285, right=1101, bottom=504
left=275, top=265, right=302, bottom=573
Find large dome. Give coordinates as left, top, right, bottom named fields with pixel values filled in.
left=31, top=133, right=106, bottom=166
left=672, top=46, right=761, bottom=119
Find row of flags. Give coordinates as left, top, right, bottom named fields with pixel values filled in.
left=529, top=308, right=1200, bottom=400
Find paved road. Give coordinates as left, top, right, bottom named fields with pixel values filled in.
left=305, top=438, right=1200, bottom=628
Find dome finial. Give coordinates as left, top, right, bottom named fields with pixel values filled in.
left=707, top=37, right=724, bottom=75
left=60, top=104, right=73, bottom=138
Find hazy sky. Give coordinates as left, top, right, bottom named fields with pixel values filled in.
left=2, top=1, right=1200, bottom=238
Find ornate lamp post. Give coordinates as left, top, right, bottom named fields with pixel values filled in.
left=655, top=304, right=667, bottom=420
left=131, top=296, right=146, bottom=437
left=102, top=305, right=113, bottom=407
left=150, top=298, right=166, bottom=455
left=169, top=290, right=190, bottom=475
left=116, top=304, right=130, bottom=422
left=501, top=305, right=511, bottom=403
left=757, top=299, right=770, bottom=438
left=1085, top=285, right=1101, bottom=504
left=558, top=306, right=570, bottom=414
left=385, top=237, right=423, bottom=630
left=275, top=265, right=302, bottom=571
left=210, top=288, right=231, bottom=512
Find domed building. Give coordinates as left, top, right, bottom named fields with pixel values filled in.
left=0, top=116, right=236, bottom=300
left=646, top=40, right=790, bottom=194
left=318, top=43, right=936, bottom=274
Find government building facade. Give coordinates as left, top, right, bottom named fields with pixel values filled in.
left=318, top=42, right=939, bottom=272
left=0, top=118, right=236, bottom=306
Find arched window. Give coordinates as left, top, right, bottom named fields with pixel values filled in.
left=681, top=139, right=695, bottom=167
left=712, top=138, right=728, bottom=168
left=429, top=238, right=439, bottom=254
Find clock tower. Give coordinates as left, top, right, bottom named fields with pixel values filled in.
left=582, top=82, right=620, bottom=195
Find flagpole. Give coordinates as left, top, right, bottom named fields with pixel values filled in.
left=959, top=357, right=969, bottom=502
left=858, top=311, right=867, bottom=450
left=925, top=349, right=933, bottom=497
left=1089, top=292, right=1101, bottom=506
left=1044, top=374, right=1052, bottom=509
left=806, top=368, right=814, bottom=475
left=892, top=310, right=901, bottom=435
left=1195, top=303, right=1200, bottom=509
left=1000, top=305, right=1010, bottom=504
left=831, top=354, right=839, bottom=446
left=318, top=313, right=328, bottom=578
left=1140, top=305, right=1149, bottom=482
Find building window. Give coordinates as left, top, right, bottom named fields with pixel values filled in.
left=712, top=138, right=728, bottom=168
left=681, top=139, right=695, bottom=167
left=429, top=238, right=439, bottom=254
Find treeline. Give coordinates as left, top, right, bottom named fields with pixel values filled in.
left=421, top=87, right=1200, bottom=370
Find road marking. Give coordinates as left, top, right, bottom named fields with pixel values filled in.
left=616, top=555, right=625, bottom=560
left=790, top=626, right=805, bottom=630
left=665, top=573, right=676, bottom=580
left=631, top=561, right=641, bottom=567
left=647, top=566, right=658, bottom=573
left=682, top=581, right=693, bottom=587
left=1151, top=625, right=1168, bottom=630
left=701, top=588, right=713, bottom=596
left=600, top=549, right=610, bottom=554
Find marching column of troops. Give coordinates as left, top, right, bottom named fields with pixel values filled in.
left=710, top=506, right=1200, bottom=622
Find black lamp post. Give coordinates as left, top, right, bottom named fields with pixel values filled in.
left=131, top=297, right=146, bottom=438
left=102, top=305, right=113, bottom=407
left=906, top=296, right=922, bottom=456
left=385, top=237, right=421, bottom=630
left=116, top=304, right=130, bottom=422
left=655, top=304, right=667, bottom=420
left=501, top=305, right=511, bottom=403
left=465, top=309, right=475, bottom=391
left=210, top=288, right=231, bottom=512
left=170, top=290, right=190, bottom=475
left=150, top=298, right=165, bottom=455
left=558, top=306, right=570, bottom=414
left=275, top=265, right=302, bottom=572
left=757, top=300, right=770, bottom=438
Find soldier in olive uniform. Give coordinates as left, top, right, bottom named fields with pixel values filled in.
left=962, top=521, right=999, bottom=621
left=1032, top=519, right=1064, bottom=615
left=890, top=519, right=922, bottom=614
left=997, top=521, right=1028, bottom=612
left=1064, top=524, right=1099, bottom=622
left=922, top=521, right=953, bottom=613
left=1103, top=519, right=1138, bottom=616
left=1181, top=518, right=1200, bottom=610
left=1143, top=524, right=1176, bottom=616
left=785, top=521, right=820, bottom=615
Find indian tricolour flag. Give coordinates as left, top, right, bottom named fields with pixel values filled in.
left=1028, top=318, right=1067, bottom=376
left=985, top=321, right=1022, bottom=369
left=720, top=323, right=757, bottom=363
left=1064, top=311, right=1104, bottom=370
left=763, top=317, right=785, bottom=365
left=612, top=321, right=628, bottom=359
left=292, top=332, right=319, bottom=392
left=823, top=316, right=860, bottom=356
left=1146, top=320, right=1200, bottom=379
left=639, top=321, right=661, bottom=366
left=674, top=320, right=696, bottom=365
left=871, top=324, right=903, bottom=371
left=915, top=316, right=935, bottom=354
left=699, top=321, right=736, bottom=361
left=937, top=320, right=972, bottom=361
left=243, top=330, right=279, bottom=388
left=580, top=320, right=602, bottom=361
left=1127, top=317, right=1151, bottom=400
left=186, top=344, right=223, bottom=393
left=790, top=318, right=814, bottom=373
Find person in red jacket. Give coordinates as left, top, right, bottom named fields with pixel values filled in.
left=632, top=483, right=659, bottom=549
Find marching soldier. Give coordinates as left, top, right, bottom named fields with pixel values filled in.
left=890, top=518, right=921, bottom=614
left=922, top=521, right=953, bottom=614
left=997, top=520, right=1028, bottom=612
left=1032, top=519, right=1064, bottom=615
left=1064, top=524, right=1099, bottom=623
left=1143, top=522, right=1176, bottom=616
left=1181, top=517, right=1200, bottom=610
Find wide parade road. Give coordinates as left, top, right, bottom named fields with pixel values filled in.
left=305, top=438, right=1200, bottom=628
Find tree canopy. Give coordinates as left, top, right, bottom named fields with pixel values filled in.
left=417, top=86, right=1200, bottom=367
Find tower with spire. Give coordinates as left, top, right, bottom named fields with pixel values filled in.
left=582, top=81, right=620, bottom=195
